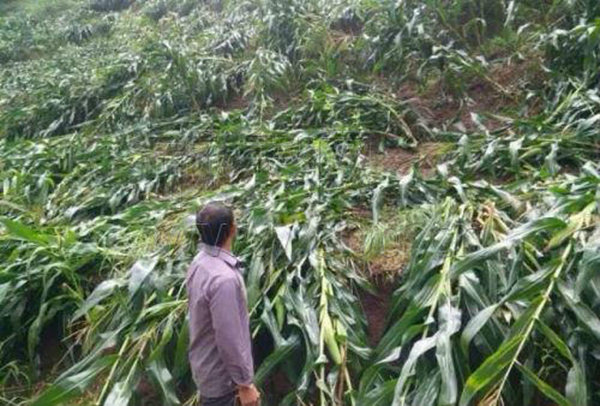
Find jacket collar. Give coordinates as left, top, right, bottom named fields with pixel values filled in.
left=200, top=243, right=240, bottom=268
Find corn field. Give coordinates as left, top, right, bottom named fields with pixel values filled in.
left=1, top=0, right=600, bottom=405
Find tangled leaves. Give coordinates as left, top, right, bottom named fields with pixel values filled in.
left=1, top=0, right=600, bottom=405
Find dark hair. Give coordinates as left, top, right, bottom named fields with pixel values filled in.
left=196, top=202, right=234, bottom=247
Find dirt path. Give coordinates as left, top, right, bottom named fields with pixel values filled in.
left=359, top=282, right=395, bottom=346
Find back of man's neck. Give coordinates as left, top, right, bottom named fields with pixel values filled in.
left=220, top=239, right=232, bottom=252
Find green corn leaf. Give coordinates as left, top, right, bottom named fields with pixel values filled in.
left=148, top=357, right=181, bottom=406
left=104, top=370, right=139, bottom=406
left=460, top=304, right=500, bottom=360
left=275, top=225, right=293, bottom=261
left=247, top=253, right=265, bottom=310
left=566, top=363, right=587, bottom=406
left=0, top=283, right=10, bottom=304
left=435, top=304, right=461, bottom=406
left=362, top=379, right=396, bottom=406
left=575, top=244, right=600, bottom=297
left=372, top=177, right=389, bottom=223
left=503, top=266, right=554, bottom=302
left=72, top=279, right=124, bottom=321
left=535, top=320, right=573, bottom=361
left=459, top=334, right=523, bottom=406
left=392, top=335, right=438, bottom=406
left=173, top=322, right=190, bottom=380
left=515, top=363, right=570, bottom=406
left=451, top=217, right=566, bottom=277
left=128, top=257, right=158, bottom=298
left=559, top=282, right=600, bottom=341
left=32, top=355, right=118, bottom=406
left=1, top=218, right=55, bottom=246
left=255, top=335, right=300, bottom=386
left=411, top=371, right=441, bottom=406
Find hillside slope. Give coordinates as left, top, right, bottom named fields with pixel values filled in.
left=1, top=1, right=600, bottom=405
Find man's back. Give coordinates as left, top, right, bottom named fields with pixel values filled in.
left=186, top=245, right=253, bottom=399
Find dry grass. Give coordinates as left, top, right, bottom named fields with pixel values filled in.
left=365, top=141, right=452, bottom=177
left=343, top=205, right=423, bottom=281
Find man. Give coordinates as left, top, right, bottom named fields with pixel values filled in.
left=186, top=202, right=261, bottom=406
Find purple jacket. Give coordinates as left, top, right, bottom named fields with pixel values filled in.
left=186, top=244, right=254, bottom=398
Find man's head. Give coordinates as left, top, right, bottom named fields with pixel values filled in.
left=196, top=202, right=235, bottom=247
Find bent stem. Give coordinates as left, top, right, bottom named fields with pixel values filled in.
left=491, top=242, right=573, bottom=404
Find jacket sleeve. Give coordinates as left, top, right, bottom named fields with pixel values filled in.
left=209, top=277, right=253, bottom=385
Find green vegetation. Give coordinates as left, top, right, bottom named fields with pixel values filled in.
left=1, top=0, right=600, bottom=405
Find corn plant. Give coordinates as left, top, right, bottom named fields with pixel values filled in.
left=2, top=0, right=600, bottom=405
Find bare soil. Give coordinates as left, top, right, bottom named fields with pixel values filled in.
left=392, top=56, right=546, bottom=132
left=263, top=369, right=295, bottom=405
left=343, top=212, right=405, bottom=346
left=223, top=93, right=250, bottom=111
left=366, top=141, right=447, bottom=177
left=359, top=282, right=395, bottom=346
left=343, top=222, right=409, bottom=279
